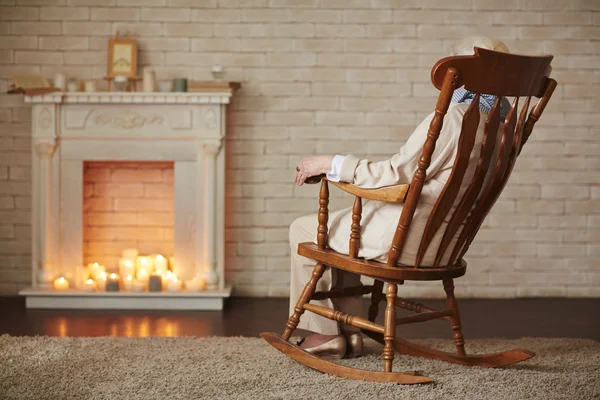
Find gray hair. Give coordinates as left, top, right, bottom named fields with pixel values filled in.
left=450, top=36, right=510, bottom=56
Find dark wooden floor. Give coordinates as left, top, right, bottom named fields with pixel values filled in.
left=0, top=297, right=598, bottom=340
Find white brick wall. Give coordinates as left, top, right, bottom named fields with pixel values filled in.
left=0, top=0, right=598, bottom=297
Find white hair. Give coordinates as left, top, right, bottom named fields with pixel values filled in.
left=450, top=36, right=510, bottom=56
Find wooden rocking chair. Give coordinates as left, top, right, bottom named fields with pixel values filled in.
left=261, top=48, right=557, bottom=384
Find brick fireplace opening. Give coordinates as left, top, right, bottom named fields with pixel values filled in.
left=83, top=161, right=175, bottom=270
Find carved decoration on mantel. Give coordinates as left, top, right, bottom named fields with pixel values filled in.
left=38, top=107, right=53, bottom=130
left=34, top=140, right=56, bottom=156
left=93, top=111, right=164, bottom=129
left=200, top=140, right=223, bottom=157
left=205, top=109, right=217, bottom=130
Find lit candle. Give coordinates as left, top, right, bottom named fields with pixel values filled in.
left=136, top=256, right=154, bottom=275
left=184, top=276, right=205, bottom=292
left=119, top=258, right=135, bottom=278
left=149, top=271, right=162, bottom=292
left=165, top=275, right=181, bottom=293
left=87, top=262, right=105, bottom=280
left=137, top=267, right=149, bottom=281
left=123, top=275, right=133, bottom=291
left=154, top=254, right=168, bottom=275
left=106, top=273, right=120, bottom=292
left=53, top=277, right=69, bottom=291
left=96, top=271, right=107, bottom=291
left=83, top=278, right=96, bottom=292
left=131, top=279, right=146, bottom=292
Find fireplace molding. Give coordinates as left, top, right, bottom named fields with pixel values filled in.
left=20, top=92, right=234, bottom=310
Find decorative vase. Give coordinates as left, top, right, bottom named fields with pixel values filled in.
left=113, top=75, right=128, bottom=91
left=211, top=64, right=225, bottom=81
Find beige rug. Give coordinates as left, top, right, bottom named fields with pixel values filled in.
left=0, top=335, right=599, bottom=400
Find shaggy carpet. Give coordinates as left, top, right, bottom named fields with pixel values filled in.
left=0, top=335, right=598, bottom=400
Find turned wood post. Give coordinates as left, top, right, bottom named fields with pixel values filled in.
left=383, top=283, right=397, bottom=372
left=317, top=180, right=329, bottom=250
left=283, top=263, right=326, bottom=341
left=443, top=278, right=466, bottom=356
left=519, top=78, right=557, bottom=154
left=349, top=197, right=362, bottom=258
left=387, top=68, right=458, bottom=267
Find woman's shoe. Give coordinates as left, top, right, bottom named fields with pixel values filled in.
left=296, top=335, right=347, bottom=361
left=345, top=332, right=364, bottom=358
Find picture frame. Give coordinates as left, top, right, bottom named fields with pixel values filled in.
left=106, top=32, right=138, bottom=79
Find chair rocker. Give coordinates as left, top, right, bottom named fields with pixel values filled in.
left=262, top=47, right=557, bottom=384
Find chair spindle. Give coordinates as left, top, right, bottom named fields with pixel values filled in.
left=317, top=180, right=329, bottom=250
left=349, top=196, right=362, bottom=258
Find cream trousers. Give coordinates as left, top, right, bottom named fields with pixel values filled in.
left=288, top=214, right=364, bottom=335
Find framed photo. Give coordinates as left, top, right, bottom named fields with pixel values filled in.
left=106, top=34, right=138, bottom=79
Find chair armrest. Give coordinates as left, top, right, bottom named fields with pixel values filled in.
left=305, top=174, right=409, bottom=203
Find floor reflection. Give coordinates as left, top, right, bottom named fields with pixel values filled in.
left=38, top=314, right=218, bottom=338
left=57, top=317, right=68, bottom=337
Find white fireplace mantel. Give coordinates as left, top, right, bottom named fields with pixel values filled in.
left=19, top=92, right=233, bottom=310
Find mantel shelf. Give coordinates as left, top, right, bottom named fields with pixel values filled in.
left=24, top=91, right=233, bottom=105
left=20, top=286, right=232, bottom=310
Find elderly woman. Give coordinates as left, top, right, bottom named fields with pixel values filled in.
left=290, top=37, right=511, bottom=360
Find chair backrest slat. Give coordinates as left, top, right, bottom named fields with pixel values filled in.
left=433, top=97, right=502, bottom=266
left=454, top=96, right=531, bottom=263
left=414, top=95, right=481, bottom=268
left=450, top=98, right=520, bottom=264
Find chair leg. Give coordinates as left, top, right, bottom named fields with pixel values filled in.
left=383, top=283, right=397, bottom=372
left=368, top=280, right=384, bottom=322
left=442, top=278, right=466, bottom=356
left=282, top=262, right=326, bottom=341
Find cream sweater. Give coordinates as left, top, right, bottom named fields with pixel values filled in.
left=326, top=103, right=498, bottom=266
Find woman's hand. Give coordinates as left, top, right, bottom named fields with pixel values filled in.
left=295, top=155, right=334, bottom=186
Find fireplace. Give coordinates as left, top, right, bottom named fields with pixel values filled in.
left=19, top=91, right=234, bottom=310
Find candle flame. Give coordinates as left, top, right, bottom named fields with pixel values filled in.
left=59, top=277, right=65, bottom=283
left=125, top=259, right=133, bottom=267
left=173, top=276, right=178, bottom=283
left=156, top=254, right=165, bottom=260
left=109, top=273, right=117, bottom=279
left=126, top=275, right=133, bottom=281
left=86, top=279, right=93, bottom=284
left=100, top=271, right=107, bottom=280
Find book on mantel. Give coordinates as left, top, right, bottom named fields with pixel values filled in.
left=187, top=81, right=241, bottom=94
left=7, top=74, right=60, bottom=95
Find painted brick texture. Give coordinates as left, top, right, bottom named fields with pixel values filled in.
left=82, top=161, right=175, bottom=271
left=0, top=0, right=598, bottom=298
